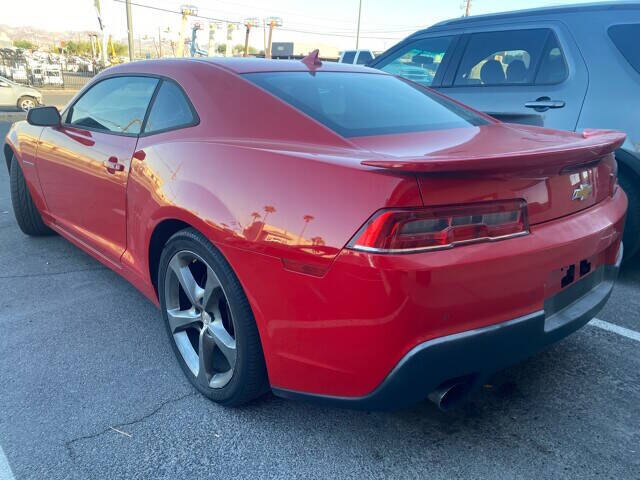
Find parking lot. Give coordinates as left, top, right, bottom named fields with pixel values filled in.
left=0, top=119, right=638, bottom=479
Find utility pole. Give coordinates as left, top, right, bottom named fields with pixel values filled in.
left=263, top=19, right=266, bottom=56
left=177, top=5, right=197, bottom=57
left=243, top=18, right=259, bottom=57
left=94, top=0, right=108, bottom=65
left=225, top=23, right=233, bottom=57
left=463, top=0, right=472, bottom=17
left=208, top=22, right=222, bottom=56
left=265, top=17, right=282, bottom=59
left=158, top=26, right=162, bottom=58
left=126, top=0, right=134, bottom=60
left=356, top=0, right=362, bottom=50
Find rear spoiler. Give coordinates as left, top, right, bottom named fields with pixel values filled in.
left=361, top=129, right=626, bottom=173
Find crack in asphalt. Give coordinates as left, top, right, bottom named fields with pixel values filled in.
left=0, top=266, right=107, bottom=279
left=64, top=391, right=198, bottom=460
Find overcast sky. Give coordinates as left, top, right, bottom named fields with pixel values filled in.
left=5, top=0, right=593, bottom=51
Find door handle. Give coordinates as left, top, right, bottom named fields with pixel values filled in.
left=104, top=156, right=125, bottom=173
left=525, top=97, right=565, bottom=112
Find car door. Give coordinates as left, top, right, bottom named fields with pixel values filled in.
left=0, top=77, right=14, bottom=106
left=36, top=75, right=158, bottom=263
left=438, top=24, right=588, bottom=131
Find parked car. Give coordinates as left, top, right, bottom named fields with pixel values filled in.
left=338, top=49, right=375, bottom=65
left=0, top=75, right=42, bottom=111
left=369, top=1, right=640, bottom=259
left=42, top=68, right=63, bottom=87
left=4, top=58, right=625, bottom=410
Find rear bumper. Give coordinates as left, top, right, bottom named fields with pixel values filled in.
left=273, top=243, right=622, bottom=410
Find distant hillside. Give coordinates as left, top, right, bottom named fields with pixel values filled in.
left=0, top=24, right=109, bottom=49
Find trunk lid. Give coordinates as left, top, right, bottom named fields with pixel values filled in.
left=350, top=124, right=624, bottom=225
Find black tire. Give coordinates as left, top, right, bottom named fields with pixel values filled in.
left=158, top=228, right=268, bottom=406
left=9, top=154, right=53, bottom=236
left=619, top=169, right=640, bottom=261
left=16, top=95, right=37, bottom=112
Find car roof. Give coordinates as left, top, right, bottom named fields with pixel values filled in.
left=194, top=57, right=378, bottom=74
left=105, top=57, right=381, bottom=77
left=420, top=1, right=640, bottom=32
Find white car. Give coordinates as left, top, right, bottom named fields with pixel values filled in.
left=338, top=49, right=375, bottom=65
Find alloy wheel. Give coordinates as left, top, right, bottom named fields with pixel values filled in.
left=19, top=98, right=36, bottom=111
left=164, top=250, right=237, bottom=389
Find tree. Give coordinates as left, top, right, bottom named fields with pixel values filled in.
left=13, top=39, right=35, bottom=50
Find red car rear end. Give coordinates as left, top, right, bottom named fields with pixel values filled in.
left=5, top=58, right=626, bottom=410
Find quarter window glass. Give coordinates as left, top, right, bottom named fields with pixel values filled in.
left=535, top=35, right=568, bottom=85
left=144, top=80, right=195, bottom=133
left=378, top=36, right=453, bottom=87
left=356, top=51, right=373, bottom=64
left=454, top=29, right=566, bottom=86
left=608, top=24, right=640, bottom=74
left=67, top=76, right=158, bottom=134
left=342, top=51, right=356, bottom=64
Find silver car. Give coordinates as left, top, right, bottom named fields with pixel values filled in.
left=370, top=1, right=640, bottom=259
left=0, top=76, right=42, bottom=111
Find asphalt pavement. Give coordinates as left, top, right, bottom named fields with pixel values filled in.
left=0, top=120, right=638, bottom=479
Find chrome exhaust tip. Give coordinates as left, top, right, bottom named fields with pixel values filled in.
left=428, top=378, right=474, bottom=411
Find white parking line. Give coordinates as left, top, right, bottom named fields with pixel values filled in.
left=0, top=445, right=15, bottom=480
left=589, top=318, right=640, bottom=342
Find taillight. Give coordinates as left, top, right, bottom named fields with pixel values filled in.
left=347, top=200, right=529, bottom=253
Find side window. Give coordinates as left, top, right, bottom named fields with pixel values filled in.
left=378, top=36, right=454, bottom=87
left=342, top=51, right=356, bottom=64
left=66, top=76, right=158, bottom=134
left=454, top=29, right=566, bottom=86
left=608, top=24, right=640, bottom=75
left=356, top=51, right=373, bottom=65
left=536, top=35, right=568, bottom=85
left=143, top=80, right=196, bottom=134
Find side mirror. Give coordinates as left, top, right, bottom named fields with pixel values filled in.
left=27, top=106, right=61, bottom=127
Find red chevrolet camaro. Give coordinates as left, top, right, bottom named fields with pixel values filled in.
left=4, top=56, right=626, bottom=410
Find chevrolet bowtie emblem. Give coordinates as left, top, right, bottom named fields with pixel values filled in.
left=572, top=183, right=593, bottom=202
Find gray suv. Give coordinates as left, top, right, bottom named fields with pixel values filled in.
left=369, top=1, right=640, bottom=259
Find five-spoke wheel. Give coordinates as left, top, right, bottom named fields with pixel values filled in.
left=159, top=228, right=268, bottom=406
left=164, top=250, right=237, bottom=389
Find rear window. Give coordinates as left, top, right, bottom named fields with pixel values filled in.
left=243, top=72, right=488, bottom=137
left=608, top=24, right=640, bottom=74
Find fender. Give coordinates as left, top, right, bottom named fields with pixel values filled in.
left=3, top=121, right=50, bottom=217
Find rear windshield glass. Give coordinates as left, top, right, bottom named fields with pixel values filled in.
left=243, top=72, right=488, bottom=137
left=608, top=24, right=640, bottom=74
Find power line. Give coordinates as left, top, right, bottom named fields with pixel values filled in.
left=113, top=0, right=408, bottom=40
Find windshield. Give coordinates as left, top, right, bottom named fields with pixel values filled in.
left=243, top=71, right=488, bottom=137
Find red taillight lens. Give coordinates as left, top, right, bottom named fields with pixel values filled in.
left=348, top=200, right=529, bottom=253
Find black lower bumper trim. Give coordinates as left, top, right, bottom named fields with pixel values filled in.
left=273, top=244, right=623, bottom=410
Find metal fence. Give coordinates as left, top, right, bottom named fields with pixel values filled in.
left=0, top=49, right=99, bottom=90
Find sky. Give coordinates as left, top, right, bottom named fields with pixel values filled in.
left=3, top=0, right=596, bottom=52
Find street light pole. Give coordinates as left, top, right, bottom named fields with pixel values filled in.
left=356, top=0, right=362, bottom=50
left=126, top=0, right=134, bottom=60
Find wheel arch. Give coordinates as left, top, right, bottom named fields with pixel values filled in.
left=4, top=142, right=15, bottom=172
left=147, top=218, right=193, bottom=298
